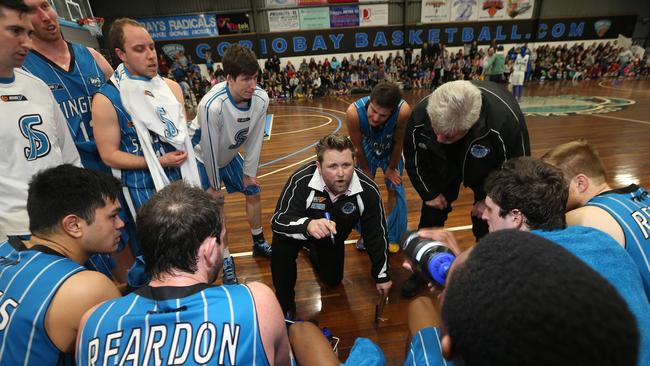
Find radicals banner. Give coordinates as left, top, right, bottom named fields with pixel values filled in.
left=138, top=14, right=218, bottom=41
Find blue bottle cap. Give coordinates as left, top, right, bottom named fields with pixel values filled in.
left=322, top=327, right=332, bottom=338
left=428, top=252, right=455, bottom=286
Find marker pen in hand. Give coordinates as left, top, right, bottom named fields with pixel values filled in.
left=324, top=212, right=335, bottom=245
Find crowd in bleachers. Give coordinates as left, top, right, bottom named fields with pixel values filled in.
left=162, top=40, right=650, bottom=106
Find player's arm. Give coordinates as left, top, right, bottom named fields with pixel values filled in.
left=566, top=206, right=626, bottom=247
left=52, top=95, right=81, bottom=167
left=345, top=105, right=370, bottom=173
left=386, top=102, right=411, bottom=185
left=87, top=47, right=114, bottom=80
left=92, top=93, right=148, bottom=169
left=198, top=95, right=221, bottom=190
left=247, top=282, right=291, bottom=366
left=46, top=270, right=121, bottom=353
left=242, top=92, right=269, bottom=184
left=163, top=77, right=188, bottom=121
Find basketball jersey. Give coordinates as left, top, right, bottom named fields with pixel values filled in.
left=587, top=184, right=650, bottom=298
left=198, top=81, right=269, bottom=189
left=23, top=43, right=107, bottom=172
left=513, top=54, right=529, bottom=74
left=0, top=244, right=85, bottom=365
left=0, top=69, right=81, bottom=237
left=353, top=96, right=404, bottom=160
left=77, top=283, right=269, bottom=366
left=96, top=82, right=182, bottom=190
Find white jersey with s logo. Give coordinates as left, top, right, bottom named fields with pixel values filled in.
left=198, top=81, right=269, bottom=189
left=0, top=68, right=80, bottom=237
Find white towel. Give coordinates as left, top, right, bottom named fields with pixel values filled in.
left=112, top=63, right=201, bottom=190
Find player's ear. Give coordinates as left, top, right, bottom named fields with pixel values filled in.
left=201, top=236, right=219, bottom=268
left=441, top=334, right=453, bottom=359
left=61, top=214, right=83, bottom=239
left=573, top=173, right=590, bottom=193
left=114, top=47, right=126, bottom=62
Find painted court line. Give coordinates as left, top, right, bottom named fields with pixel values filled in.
left=590, top=113, right=650, bottom=126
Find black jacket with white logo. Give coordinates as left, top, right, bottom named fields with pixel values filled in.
left=404, top=80, right=530, bottom=202
left=271, top=162, right=390, bottom=283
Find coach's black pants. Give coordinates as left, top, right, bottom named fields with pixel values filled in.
left=418, top=182, right=489, bottom=240
left=271, top=234, right=345, bottom=314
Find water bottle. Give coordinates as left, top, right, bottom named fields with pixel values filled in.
left=400, top=230, right=455, bottom=287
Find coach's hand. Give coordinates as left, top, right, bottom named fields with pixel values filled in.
left=425, top=194, right=448, bottom=210
left=158, top=150, right=187, bottom=167
left=307, top=219, right=337, bottom=239
left=244, top=174, right=261, bottom=187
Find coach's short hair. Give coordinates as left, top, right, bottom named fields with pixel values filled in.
left=222, top=44, right=260, bottom=79
left=542, top=139, right=607, bottom=185
left=484, top=157, right=568, bottom=231
left=370, top=81, right=402, bottom=111
left=109, top=17, right=145, bottom=51
left=28, top=165, right=121, bottom=235
left=442, top=229, right=639, bottom=366
left=426, top=80, right=482, bottom=134
left=0, top=0, right=29, bottom=15
left=315, top=133, right=356, bottom=164
left=137, top=181, right=223, bottom=279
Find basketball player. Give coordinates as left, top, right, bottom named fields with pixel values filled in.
left=509, top=47, right=529, bottom=101
left=92, top=18, right=224, bottom=286
left=22, top=0, right=113, bottom=172
left=404, top=231, right=639, bottom=366
left=198, top=44, right=273, bottom=270
left=0, top=0, right=80, bottom=240
left=76, top=182, right=291, bottom=366
left=22, top=0, right=122, bottom=278
left=543, top=140, right=650, bottom=300
left=0, top=165, right=121, bottom=364
left=345, top=81, right=411, bottom=253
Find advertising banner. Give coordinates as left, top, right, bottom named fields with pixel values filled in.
left=299, top=7, right=330, bottom=29
left=330, top=5, right=360, bottom=28
left=266, top=0, right=297, bottom=7
left=478, top=0, right=506, bottom=21
left=450, top=0, right=478, bottom=22
left=421, top=0, right=450, bottom=23
left=505, top=0, right=534, bottom=19
left=360, top=4, right=388, bottom=27
left=269, top=9, right=300, bottom=32
left=138, top=14, right=218, bottom=41
left=298, top=0, right=327, bottom=5
left=216, top=12, right=251, bottom=34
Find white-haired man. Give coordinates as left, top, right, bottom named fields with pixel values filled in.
left=402, top=80, right=529, bottom=297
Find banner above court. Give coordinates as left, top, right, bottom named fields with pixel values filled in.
left=154, top=14, right=635, bottom=61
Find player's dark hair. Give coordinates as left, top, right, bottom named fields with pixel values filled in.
left=484, top=157, right=567, bottom=230
left=109, top=17, right=144, bottom=51
left=442, top=230, right=639, bottom=366
left=315, top=133, right=356, bottom=164
left=0, top=0, right=29, bottom=15
left=222, top=44, right=260, bottom=79
left=137, top=181, right=223, bottom=279
left=370, top=81, right=402, bottom=110
left=27, top=164, right=121, bottom=235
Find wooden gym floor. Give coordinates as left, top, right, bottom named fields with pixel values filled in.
left=222, top=79, right=650, bottom=364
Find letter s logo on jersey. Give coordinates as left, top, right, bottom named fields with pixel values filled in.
left=19, top=114, right=51, bottom=161
left=156, top=107, right=178, bottom=138
left=229, top=128, right=249, bottom=149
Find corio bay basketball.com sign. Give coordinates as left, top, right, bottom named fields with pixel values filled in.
left=152, top=15, right=635, bottom=61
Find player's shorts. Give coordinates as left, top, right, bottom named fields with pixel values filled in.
left=218, top=153, right=260, bottom=196
left=510, top=71, right=525, bottom=86
left=404, top=327, right=446, bottom=365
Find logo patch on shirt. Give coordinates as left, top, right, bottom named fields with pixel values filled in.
left=470, top=144, right=490, bottom=158
left=237, top=117, right=251, bottom=123
left=1, top=94, right=27, bottom=102
left=87, top=76, right=102, bottom=88
left=47, top=83, right=64, bottom=91
left=341, top=202, right=356, bottom=215
left=144, top=90, right=155, bottom=98
left=312, top=196, right=326, bottom=203
left=310, top=203, right=326, bottom=210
